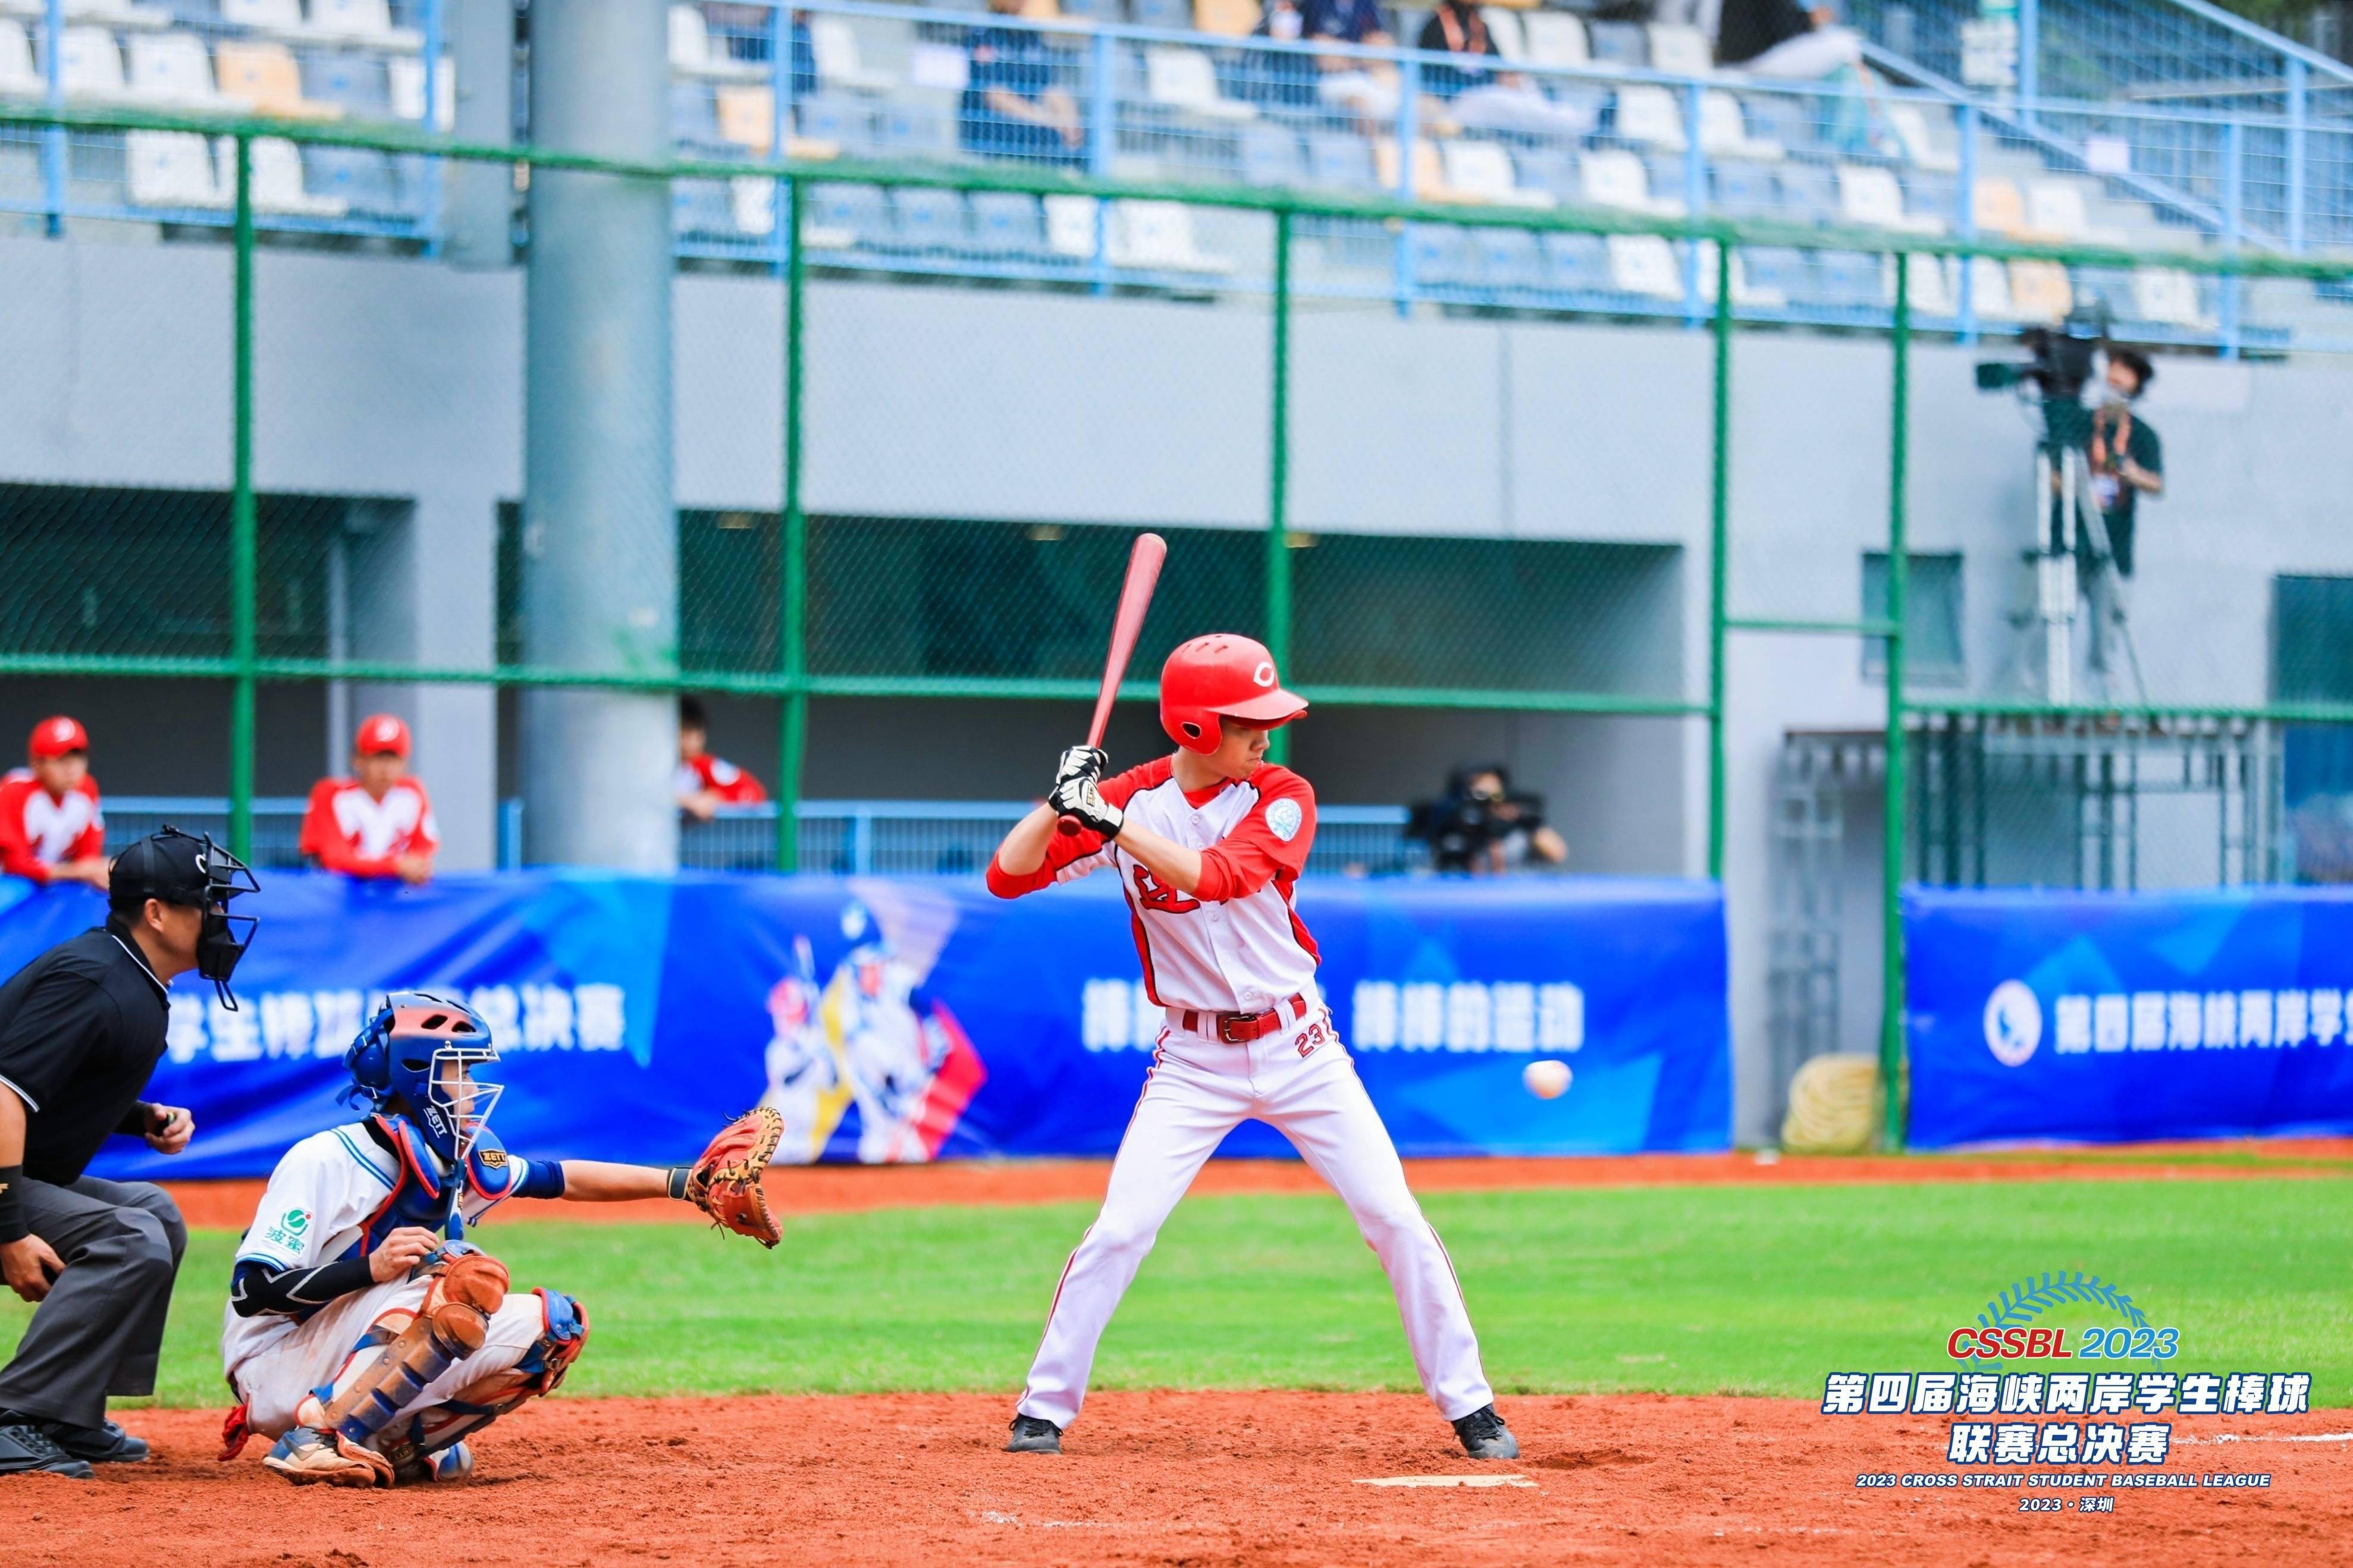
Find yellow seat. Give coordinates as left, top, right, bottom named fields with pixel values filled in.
left=1193, top=0, right=1257, bottom=33
left=214, top=40, right=340, bottom=120
left=2006, top=259, right=2073, bottom=322
left=1972, top=175, right=2025, bottom=238
left=1373, top=136, right=1463, bottom=202
left=717, top=84, right=774, bottom=155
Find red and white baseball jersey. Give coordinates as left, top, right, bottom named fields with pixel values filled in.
left=674, top=753, right=767, bottom=805
left=0, top=770, right=105, bottom=883
left=987, top=758, right=1319, bottom=1015
left=298, top=777, right=439, bottom=878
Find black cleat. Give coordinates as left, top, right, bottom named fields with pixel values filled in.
left=0, top=1422, right=95, bottom=1479
left=40, top=1419, right=148, bottom=1465
left=1005, top=1415, right=1062, bottom=1454
left=1451, top=1404, right=1519, bottom=1461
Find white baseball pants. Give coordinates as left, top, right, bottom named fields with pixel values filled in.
left=232, top=1273, right=550, bottom=1439
left=1017, top=1003, right=1495, bottom=1429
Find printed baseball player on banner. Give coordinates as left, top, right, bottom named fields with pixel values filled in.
left=986, top=633, right=1517, bottom=1462
left=219, top=991, right=784, bottom=1487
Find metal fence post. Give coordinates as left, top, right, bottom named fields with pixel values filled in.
left=230, top=135, right=258, bottom=860
left=2222, top=119, right=2244, bottom=359
left=39, top=0, right=62, bottom=237
left=2286, top=57, right=2307, bottom=253
left=1880, top=250, right=1910, bottom=1151
left=421, top=0, right=444, bottom=254
left=1392, top=56, right=1419, bottom=319
left=1956, top=102, right=1978, bottom=344
left=1706, top=239, right=1731, bottom=881
left=1682, top=80, right=1706, bottom=325
left=772, top=4, right=793, bottom=276
left=1266, top=206, right=1295, bottom=765
left=777, top=173, right=808, bottom=873
left=2017, top=0, right=2038, bottom=127
left=1089, top=29, right=1114, bottom=296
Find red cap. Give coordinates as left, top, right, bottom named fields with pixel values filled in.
left=1158, top=634, right=1308, bottom=755
left=29, top=715, right=88, bottom=761
left=355, top=714, right=412, bottom=759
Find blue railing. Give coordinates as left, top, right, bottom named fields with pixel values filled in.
left=98, top=794, right=1430, bottom=876
left=12, top=0, right=2353, bottom=350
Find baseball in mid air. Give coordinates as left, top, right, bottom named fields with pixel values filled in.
left=1522, top=1059, right=1573, bottom=1099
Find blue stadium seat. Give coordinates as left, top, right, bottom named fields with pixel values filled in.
left=1306, top=130, right=1375, bottom=189
left=1131, top=0, right=1192, bottom=27
left=1472, top=228, right=1543, bottom=290
left=796, top=94, right=873, bottom=149
left=1776, top=160, right=1839, bottom=223
left=1711, top=161, right=1777, bottom=216
left=1586, top=21, right=1648, bottom=66
left=890, top=185, right=968, bottom=249
left=1814, top=249, right=1881, bottom=309
left=1239, top=123, right=1302, bottom=186
left=1058, top=0, right=1118, bottom=17
left=877, top=98, right=953, bottom=153
left=968, top=190, right=1047, bottom=255
left=1410, top=224, right=1473, bottom=285
left=1512, top=148, right=1579, bottom=202
left=1740, top=246, right=1812, bottom=303
left=672, top=83, right=723, bottom=149
left=1542, top=231, right=1611, bottom=291
left=673, top=179, right=740, bottom=241
left=805, top=181, right=891, bottom=249
left=302, top=52, right=391, bottom=120
left=1740, top=95, right=1812, bottom=153
left=302, top=145, right=404, bottom=219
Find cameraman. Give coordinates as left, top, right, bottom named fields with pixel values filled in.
left=1410, top=766, right=1567, bottom=875
left=2082, top=349, right=2163, bottom=678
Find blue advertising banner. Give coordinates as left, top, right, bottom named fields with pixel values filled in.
left=1906, top=885, right=2353, bottom=1148
left=0, top=871, right=1730, bottom=1180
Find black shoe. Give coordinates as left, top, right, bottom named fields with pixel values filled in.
left=1005, top=1415, right=1062, bottom=1454
left=1451, top=1404, right=1519, bottom=1461
left=40, top=1419, right=148, bottom=1465
left=0, top=1422, right=95, bottom=1479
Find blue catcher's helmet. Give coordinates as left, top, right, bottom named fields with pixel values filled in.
left=345, top=990, right=503, bottom=1165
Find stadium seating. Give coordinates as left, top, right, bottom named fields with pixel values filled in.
left=1607, top=232, right=1681, bottom=298
left=1520, top=11, right=1586, bottom=68
left=215, top=39, right=340, bottom=118
left=1580, top=147, right=1683, bottom=217
left=1838, top=164, right=1943, bottom=234
left=126, top=128, right=226, bottom=206
left=0, top=21, right=38, bottom=97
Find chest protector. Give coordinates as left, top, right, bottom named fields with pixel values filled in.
left=356, top=1114, right=522, bottom=1254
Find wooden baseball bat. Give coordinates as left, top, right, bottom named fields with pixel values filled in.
left=1058, top=532, right=1167, bottom=835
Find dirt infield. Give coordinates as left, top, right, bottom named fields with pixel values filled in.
left=12, top=1392, right=2347, bottom=1567
left=156, top=1139, right=2353, bottom=1229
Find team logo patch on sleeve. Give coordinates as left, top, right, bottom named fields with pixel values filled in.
left=1266, top=798, right=1303, bottom=843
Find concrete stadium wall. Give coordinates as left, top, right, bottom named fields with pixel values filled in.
left=4, top=233, right=2352, bottom=1142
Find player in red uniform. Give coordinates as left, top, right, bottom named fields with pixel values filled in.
left=674, top=696, right=767, bottom=821
left=297, top=715, right=438, bottom=885
left=0, top=717, right=108, bottom=890
left=987, top=634, right=1516, bottom=1462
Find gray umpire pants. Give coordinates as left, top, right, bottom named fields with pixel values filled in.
left=0, top=1176, right=186, bottom=1429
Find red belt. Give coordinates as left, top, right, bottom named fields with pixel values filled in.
left=1178, top=992, right=1310, bottom=1044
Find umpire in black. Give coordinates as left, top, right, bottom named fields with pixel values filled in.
left=0, top=827, right=257, bottom=1478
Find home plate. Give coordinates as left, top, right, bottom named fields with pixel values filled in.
left=1356, top=1473, right=1538, bottom=1488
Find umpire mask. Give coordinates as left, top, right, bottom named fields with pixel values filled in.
left=109, top=826, right=261, bottom=1010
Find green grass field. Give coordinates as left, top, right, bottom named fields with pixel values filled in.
left=8, top=1177, right=2349, bottom=1410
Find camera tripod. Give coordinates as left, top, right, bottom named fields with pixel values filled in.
left=2001, top=409, right=2148, bottom=706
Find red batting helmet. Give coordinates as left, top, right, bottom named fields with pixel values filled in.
left=29, top=715, right=88, bottom=761
left=1159, top=634, right=1307, bottom=755
left=355, top=713, right=411, bottom=759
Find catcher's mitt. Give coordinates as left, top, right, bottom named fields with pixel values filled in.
left=684, top=1107, right=785, bottom=1248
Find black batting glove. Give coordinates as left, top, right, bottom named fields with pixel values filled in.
left=1050, top=774, right=1124, bottom=839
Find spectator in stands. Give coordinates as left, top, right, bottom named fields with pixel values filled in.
left=1715, top=0, right=1886, bottom=152
left=961, top=0, right=1085, bottom=166
left=0, top=718, right=108, bottom=891
left=1408, top=765, right=1567, bottom=875
left=2082, top=349, right=2163, bottom=680
left=676, top=697, right=768, bottom=824
left=1256, top=0, right=1400, bottom=125
left=298, top=714, right=438, bottom=885
left=1415, top=0, right=1599, bottom=139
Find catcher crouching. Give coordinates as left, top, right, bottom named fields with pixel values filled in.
left=218, top=991, right=782, bottom=1487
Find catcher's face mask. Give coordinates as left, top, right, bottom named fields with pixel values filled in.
left=423, top=1047, right=503, bottom=1168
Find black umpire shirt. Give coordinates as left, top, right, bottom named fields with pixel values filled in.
left=0, top=923, right=171, bottom=1184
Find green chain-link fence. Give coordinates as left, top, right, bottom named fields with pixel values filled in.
left=7, top=100, right=2353, bottom=1145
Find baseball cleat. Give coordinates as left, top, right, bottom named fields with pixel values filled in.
left=0, top=1422, right=94, bottom=1480
left=1451, top=1404, right=1519, bottom=1460
left=1005, top=1415, right=1063, bottom=1454
left=262, top=1425, right=394, bottom=1487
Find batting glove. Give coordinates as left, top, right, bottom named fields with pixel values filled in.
left=1050, top=774, right=1124, bottom=840
left=1054, top=745, right=1109, bottom=791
